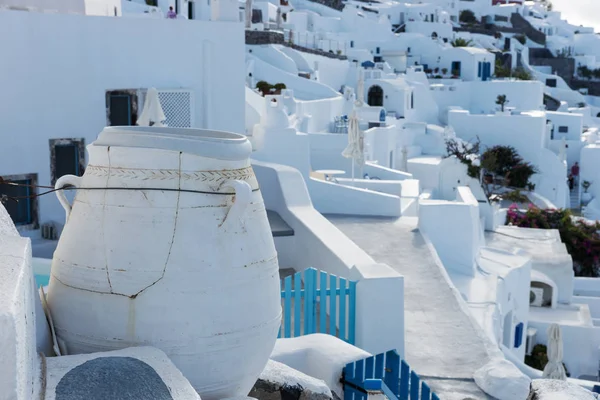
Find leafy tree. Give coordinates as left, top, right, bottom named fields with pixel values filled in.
left=459, top=9, right=477, bottom=24
left=445, top=137, right=481, bottom=178
left=496, top=94, right=508, bottom=112
left=483, top=145, right=537, bottom=188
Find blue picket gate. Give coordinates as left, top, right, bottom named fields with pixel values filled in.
left=343, top=350, right=440, bottom=400
left=279, top=268, right=356, bottom=344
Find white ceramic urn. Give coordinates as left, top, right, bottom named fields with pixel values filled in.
left=46, top=126, right=281, bottom=400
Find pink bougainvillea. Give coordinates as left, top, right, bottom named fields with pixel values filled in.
left=506, top=206, right=600, bottom=277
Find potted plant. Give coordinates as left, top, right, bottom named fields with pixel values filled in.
left=496, top=94, right=509, bottom=112
left=582, top=180, right=592, bottom=203
left=442, top=67, right=448, bottom=76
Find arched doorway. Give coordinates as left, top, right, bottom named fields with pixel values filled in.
left=368, top=85, right=384, bottom=107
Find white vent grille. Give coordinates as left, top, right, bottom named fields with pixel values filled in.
left=139, top=89, right=195, bottom=128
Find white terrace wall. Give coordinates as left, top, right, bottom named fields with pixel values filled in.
left=0, top=0, right=85, bottom=13
left=433, top=80, right=544, bottom=119
left=252, top=160, right=405, bottom=357
left=0, top=10, right=245, bottom=227
left=0, top=205, right=37, bottom=400
left=418, top=186, right=480, bottom=276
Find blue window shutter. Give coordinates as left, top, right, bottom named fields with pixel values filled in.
left=478, top=62, right=482, bottom=77
left=514, top=322, right=524, bottom=348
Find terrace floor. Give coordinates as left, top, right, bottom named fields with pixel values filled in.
left=326, top=215, right=495, bottom=400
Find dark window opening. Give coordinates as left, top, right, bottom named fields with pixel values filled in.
left=451, top=61, right=461, bottom=76
left=558, top=126, right=568, bottom=133
left=106, top=90, right=139, bottom=126
left=50, top=139, right=85, bottom=185
left=0, top=174, right=38, bottom=228
left=367, top=85, right=384, bottom=107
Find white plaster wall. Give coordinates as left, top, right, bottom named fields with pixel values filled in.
left=0, top=10, right=244, bottom=226
left=85, top=0, right=121, bottom=15
left=580, top=144, right=600, bottom=201
left=438, top=156, right=486, bottom=201
left=295, top=52, right=351, bottom=94
left=574, top=277, right=600, bottom=297
left=405, top=21, right=453, bottom=41
left=248, top=46, right=299, bottom=75
left=448, top=110, right=546, bottom=169
left=297, top=97, right=346, bottom=132
left=252, top=161, right=404, bottom=355
left=532, top=148, right=568, bottom=209
left=492, top=255, right=531, bottom=362
left=248, top=54, right=341, bottom=100
left=0, top=205, right=37, bottom=400
left=364, top=126, right=398, bottom=169
left=527, top=320, right=600, bottom=379
left=436, top=49, right=495, bottom=82
left=546, top=111, right=583, bottom=141
left=251, top=107, right=403, bottom=217
left=0, top=0, right=85, bottom=12
left=418, top=187, right=480, bottom=276
left=433, top=80, right=544, bottom=118
left=287, top=11, right=309, bottom=31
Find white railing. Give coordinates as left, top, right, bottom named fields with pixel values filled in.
left=283, top=30, right=347, bottom=55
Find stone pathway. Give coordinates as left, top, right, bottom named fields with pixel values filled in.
left=326, top=215, right=496, bottom=400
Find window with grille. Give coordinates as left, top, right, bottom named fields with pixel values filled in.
left=139, top=89, right=195, bottom=128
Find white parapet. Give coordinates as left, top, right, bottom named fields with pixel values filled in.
left=0, top=205, right=37, bottom=400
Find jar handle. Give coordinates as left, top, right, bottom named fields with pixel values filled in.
left=220, top=180, right=252, bottom=227
left=55, top=175, right=83, bottom=223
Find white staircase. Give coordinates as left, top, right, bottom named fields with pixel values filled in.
left=570, top=187, right=580, bottom=209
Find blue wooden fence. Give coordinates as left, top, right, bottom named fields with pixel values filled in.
left=279, top=268, right=357, bottom=344
left=343, top=350, right=440, bottom=400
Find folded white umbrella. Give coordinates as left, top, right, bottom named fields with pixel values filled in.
left=356, top=70, right=364, bottom=107
left=245, top=0, right=252, bottom=28
left=137, top=87, right=166, bottom=127
left=542, top=323, right=567, bottom=380
left=342, top=110, right=365, bottom=182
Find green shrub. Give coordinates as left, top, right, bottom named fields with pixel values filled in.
left=513, top=67, right=533, bottom=80
left=256, top=80, right=272, bottom=95
left=273, top=83, right=287, bottom=91
left=503, top=190, right=529, bottom=204
left=524, top=344, right=569, bottom=376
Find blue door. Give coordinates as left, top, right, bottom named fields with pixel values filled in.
left=482, top=62, right=491, bottom=81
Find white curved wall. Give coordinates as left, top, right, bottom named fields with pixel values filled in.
left=247, top=54, right=341, bottom=100
left=249, top=46, right=299, bottom=76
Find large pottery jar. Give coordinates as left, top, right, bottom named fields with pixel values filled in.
left=46, top=126, right=281, bottom=400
